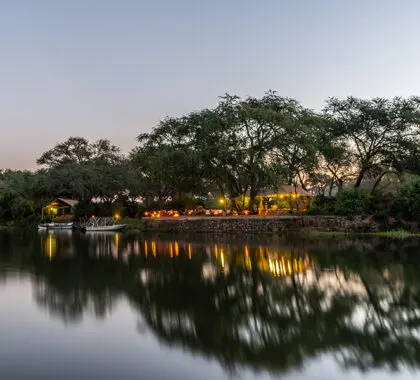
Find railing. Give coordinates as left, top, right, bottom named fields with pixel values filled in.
left=76, top=217, right=118, bottom=228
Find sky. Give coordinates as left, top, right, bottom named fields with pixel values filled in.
left=1, top=0, right=420, bottom=169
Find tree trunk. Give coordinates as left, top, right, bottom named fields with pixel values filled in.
left=297, top=172, right=308, bottom=191
left=371, top=171, right=389, bottom=194
left=328, top=179, right=334, bottom=197
left=145, top=195, right=151, bottom=208
left=250, top=186, right=258, bottom=213
left=355, top=167, right=367, bottom=188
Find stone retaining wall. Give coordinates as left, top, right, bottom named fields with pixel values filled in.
left=139, top=215, right=382, bottom=233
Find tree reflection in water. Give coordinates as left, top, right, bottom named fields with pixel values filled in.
left=2, top=231, right=420, bottom=375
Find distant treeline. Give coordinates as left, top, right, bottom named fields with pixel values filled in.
left=2, top=91, right=420, bottom=223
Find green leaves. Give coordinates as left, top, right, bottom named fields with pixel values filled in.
left=37, top=137, right=122, bottom=168
left=0, top=190, right=34, bottom=223
left=133, top=91, right=317, bottom=203
left=393, top=179, right=420, bottom=222
left=333, top=188, right=372, bottom=217
left=324, top=97, right=420, bottom=188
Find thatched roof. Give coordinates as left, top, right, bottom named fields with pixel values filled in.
left=52, top=198, right=79, bottom=207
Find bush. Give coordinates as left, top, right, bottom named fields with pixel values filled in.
left=333, top=188, right=372, bottom=217
left=393, top=179, right=420, bottom=222
left=164, top=199, right=188, bottom=211
left=0, top=191, right=35, bottom=223
left=113, top=196, right=146, bottom=218
left=308, top=196, right=336, bottom=215
left=73, top=202, right=99, bottom=218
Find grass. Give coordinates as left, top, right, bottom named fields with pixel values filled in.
left=119, top=218, right=140, bottom=226
left=367, top=229, right=420, bottom=238
left=306, top=229, right=420, bottom=239
left=306, top=231, right=350, bottom=237
left=119, top=218, right=147, bottom=230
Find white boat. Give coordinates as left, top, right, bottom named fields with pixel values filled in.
left=84, top=224, right=127, bottom=232
left=38, top=222, right=74, bottom=230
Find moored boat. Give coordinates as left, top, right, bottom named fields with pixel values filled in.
left=78, top=216, right=127, bottom=232
left=83, top=224, right=127, bottom=232
left=38, top=222, right=74, bottom=230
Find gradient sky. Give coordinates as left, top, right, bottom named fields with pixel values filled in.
left=2, top=0, right=420, bottom=169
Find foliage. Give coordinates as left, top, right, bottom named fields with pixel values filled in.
left=134, top=92, right=319, bottom=204
left=4, top=93, right=420, bottom=222
left=130, top=144, right=203, bottom=204
left=333, top=188, right=372, bottom=217
left=324, top=97, right=420, bottom=189
left=0, top=191, right=35, bottom=223
left=308, top=196, right=336, bottom=215
left=37, top=137, right=122, bottom=168
left=72, top=201, right=99, bottom=218
left=113, top=195, right=145, bottom=218
left=393, top=178, right=420, bottom=222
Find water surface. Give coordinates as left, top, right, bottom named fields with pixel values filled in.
left=0, top=230, right=420, bottom=379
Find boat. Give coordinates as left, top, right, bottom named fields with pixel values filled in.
left=38, top=222, right=74, bottom=230
left=83, top=224, right=127, bottom=232
left=79, top=217, right=127, bottom=232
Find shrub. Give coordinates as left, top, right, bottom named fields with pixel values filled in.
left=308, top=196, right=336, bottom=215
left=163, top=196, right=207, bottom=212
left=113, top=196, right=145, bottom=218
left=73, top=202, right=99, bottom=218
left=333, top=188, right=372, bottom=217
left=164, top=199, right=188, bottom=211
left=393, top=178, right=420, bottom=222
left=0, top=191, right=35, bottom=223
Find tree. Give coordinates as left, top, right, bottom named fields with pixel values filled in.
left=130, top=144, right=204, bottom=206
left=37, top=137, right=127, bottom=205
left=269, top=111, right=321, bottom=191
left=134, top=91, right=317, bottom=208
left=0, top=190, right=34, bottom=222
left=37, top=137, right=122, bottom=168
left=324, top=97, right=420, bottom=189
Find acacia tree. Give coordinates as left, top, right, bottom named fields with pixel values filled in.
left=37, top=136, right=122, bottom=168
left=37, top=137, right=127, bottom=204
left=314, top=136, right=357, bottom=195
left=194, top=93, right=278, bottom=201
left=134, top=92, right=317, bottom=208
left=269, top=111, right=321, bottom=191
left=130, top=144, right=204, bottom=207
left=324, top=97, right=420, bottom=190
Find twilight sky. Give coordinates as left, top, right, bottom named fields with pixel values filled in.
left=1, top=0, right=420, bottom=169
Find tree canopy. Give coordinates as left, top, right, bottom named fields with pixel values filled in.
left=3, top=92, right=420, bottom=221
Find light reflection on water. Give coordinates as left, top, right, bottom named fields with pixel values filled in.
left=1, top=231, right=420, bottom=379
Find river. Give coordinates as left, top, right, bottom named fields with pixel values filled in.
left=0, top=230, right=419, bottom=379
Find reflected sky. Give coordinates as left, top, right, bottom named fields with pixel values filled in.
left=1, top=231, right=420, bottom=379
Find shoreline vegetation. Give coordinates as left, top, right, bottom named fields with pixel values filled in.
left=306, top=230, right=420, bottom=238
left=1, top=216, right=419, bottom=238
left=121, top=216, right=420, bottom=238
left=2, top=92, right=420, bottom=231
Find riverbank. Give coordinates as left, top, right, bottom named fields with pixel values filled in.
left=307, top=229, right=420, bottom=238
left=2, top=215, right=416, bottom=236
left=133, top=215, right=395, bottom=234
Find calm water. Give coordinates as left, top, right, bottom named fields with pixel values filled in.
left=1, top=231, right=420, bottom=380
